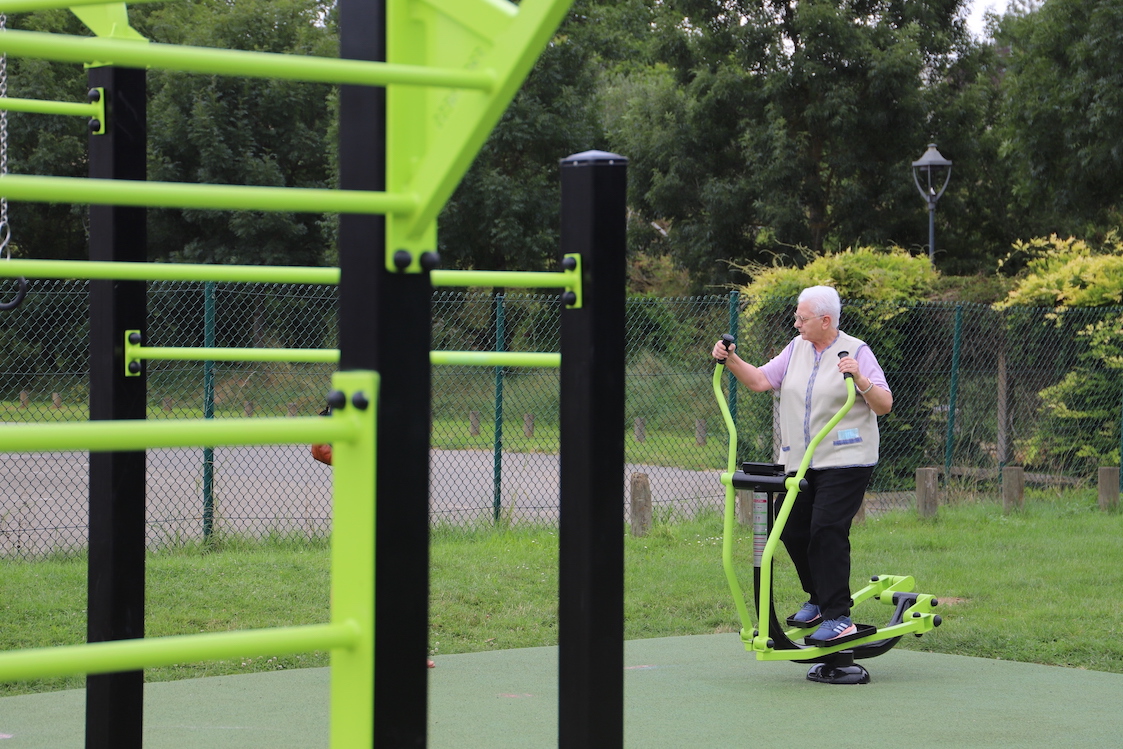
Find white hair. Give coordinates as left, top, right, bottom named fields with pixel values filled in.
left=798, top=285, right=841, bottom=327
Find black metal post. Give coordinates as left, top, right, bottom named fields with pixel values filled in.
left=558, top=150, right=627, bottom=749
left=339, top=1, right=430, bottom=745
left=85, top=65, right=147, bottom=749
left=928, top=198, right=936, bottom=265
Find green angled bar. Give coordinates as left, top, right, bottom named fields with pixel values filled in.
left=0, top=622, right=359, bottom=682
left=0, top=96, right=98, bottom=117
left=137, top=346, right=340, bottom=364
left=0, top=174, right=417, bottom=215
left=431, top=269, right=571, bottom=289
left=430, top=351, right=560, bottom=368
left=0, top=259, right=340, bottom=285
left=0, top=29, right=496, bottom=91
left=0, top=416, right=355, bottom=453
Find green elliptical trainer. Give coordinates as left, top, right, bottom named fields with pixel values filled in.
left=713, top=334, right=942, bottom=684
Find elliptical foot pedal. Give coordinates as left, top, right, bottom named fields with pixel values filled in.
left=806, top=662, right=870, bottom=685
left=785, top=613, right=823, bottom=629
left=805, top=622, right=876, bottom=647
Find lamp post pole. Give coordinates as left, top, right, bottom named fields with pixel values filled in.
left=911, top=142, right=952, bottom=265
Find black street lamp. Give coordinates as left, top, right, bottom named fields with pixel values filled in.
left=911, top=143, right=952, bottom=265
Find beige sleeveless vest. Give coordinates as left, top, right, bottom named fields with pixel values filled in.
left=777, top=331, right=880, bottom=472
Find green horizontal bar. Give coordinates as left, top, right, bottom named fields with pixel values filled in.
left=0, top=0, right=166, bottom=10
left=0, top=175, right=417, bottom=215
left=0, top=29, right=496, bottom=91
left=0, top=416, right=356, bottom=453
left=0, top=622, right=359, bottom=682
left=129, top=346, right=556, bottom=368
left=431, top=269, right=571, bottom=289
left=430, top=351, right=560, bottom=368
left=0, top=259, right=340, bottom=284
left=139, top=346, right=340, bottom=364
left=0, top=96, right=98, bottom=117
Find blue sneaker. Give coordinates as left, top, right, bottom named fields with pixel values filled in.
left=787, top=602, right=822, bottom=627
left=808, top=616, right=857, bottom=643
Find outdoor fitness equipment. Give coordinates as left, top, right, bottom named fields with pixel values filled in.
left=713, top=334, right=942, bottom=684
left=0, top=1, right=632, bottom=747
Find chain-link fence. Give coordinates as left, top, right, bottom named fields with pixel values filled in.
left=1, top=282, right=1120, bottom=555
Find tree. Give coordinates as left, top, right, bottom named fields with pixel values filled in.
left=996, top=0, right=1123, bottom=237
left=436, top=5, right=602, bottom=274
left=4, top=9, right=91, bottom=261
left=994, top=234, right=1123, bottom=474
left=138, top=0, right=338, bottom=266
left=604, top=0, right=979, bottom=290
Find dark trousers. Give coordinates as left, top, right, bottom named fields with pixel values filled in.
left=776, top=465, right=874, bottom=620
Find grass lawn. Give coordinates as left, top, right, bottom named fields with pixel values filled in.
left=2, top=494, right=1122, bottom=697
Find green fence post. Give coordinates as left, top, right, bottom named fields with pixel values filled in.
left=202, top=281, right=216, bottom=541
left=493, top=293, right=505, bottom=523
left=943, top=304, right=963, bottom=487
left=727, top=290, right=739, bottom=426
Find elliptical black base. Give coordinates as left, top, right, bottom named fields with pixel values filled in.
left=806, top=650, right=870, bottom=685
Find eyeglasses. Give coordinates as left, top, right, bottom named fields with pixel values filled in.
left=793, top=314, right=824, bottom=325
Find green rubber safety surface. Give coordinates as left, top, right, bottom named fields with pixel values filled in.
left=2, top=634, right=1122, bottom=748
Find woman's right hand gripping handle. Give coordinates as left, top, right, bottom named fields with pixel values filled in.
left=713, top=333, right=735, bottom=363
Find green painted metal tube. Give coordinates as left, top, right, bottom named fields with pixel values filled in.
left=137, top=346, right=340, bottom=364
left=0, top=259, right=578, bottom=291
left=327, top=371, right=377, bottom=746
left=125, top=345, right=556, bottom=368
left=713, top=363, right=754, bottom=635
left=0, top=175, right=417, bottom=215
left=0, top=622, right=359, bottom=682
left=0, top=416, right=355, bottom=453
left=0, top=258, right=340, bottom=285
left=430, top=351, right=560, bottom=368
left=0, top=96, right=98, bottom=117
left=431, top=269, right=570, bottom=289
left=0, top=29, right=496, bottom=91
left=0, top=0, right=165, bottom=9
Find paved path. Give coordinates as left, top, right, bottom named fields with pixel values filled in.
left=0, top=448, right=723, bottom=553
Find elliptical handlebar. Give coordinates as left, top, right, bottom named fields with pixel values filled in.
left=716, top=333, right=735, bottom=364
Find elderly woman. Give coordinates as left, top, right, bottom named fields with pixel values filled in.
left=712, top=285, right=892, bottom=644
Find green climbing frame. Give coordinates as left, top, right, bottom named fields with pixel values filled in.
left=0, top=1, right=576, bottom=746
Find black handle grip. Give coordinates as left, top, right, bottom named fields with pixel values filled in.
left=716, top=334, right=735, bottom=363
left=837, top=350, right=853, bottom=379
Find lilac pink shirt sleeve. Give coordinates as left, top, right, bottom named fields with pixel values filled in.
left=757, top=337, right=891, bottom=393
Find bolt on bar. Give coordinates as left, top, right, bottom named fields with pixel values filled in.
left=0, top=622, right=359, bottom=682
left=0, top=258, right=341, bottom=284
left=0, top=29, right=497, bottom=91
left=0, top=416, right=354, bottom=454
left=0, top=175, right=417, bottom=215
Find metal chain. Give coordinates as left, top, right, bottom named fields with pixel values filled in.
left=0, top=13, right=9, bottom=261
